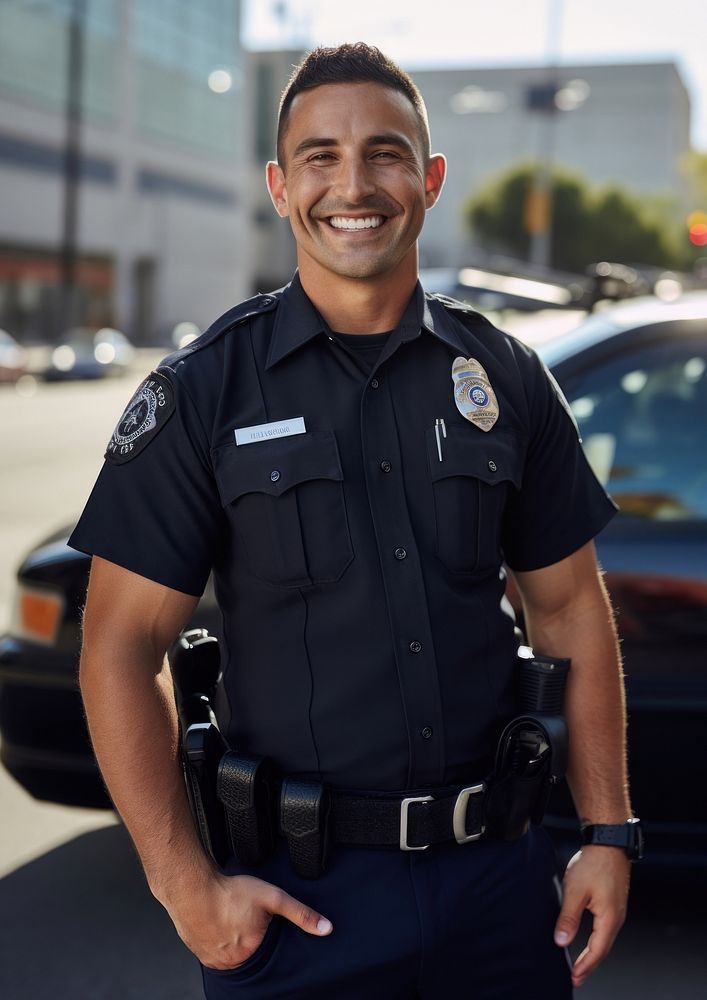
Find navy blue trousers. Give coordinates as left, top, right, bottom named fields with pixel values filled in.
left=201, top=826, right=572, bottom=999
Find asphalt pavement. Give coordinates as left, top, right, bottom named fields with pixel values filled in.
left=1, top=368, right=706, bottom=998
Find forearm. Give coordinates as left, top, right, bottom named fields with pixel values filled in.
left=80, top=635, right=212, bottom=898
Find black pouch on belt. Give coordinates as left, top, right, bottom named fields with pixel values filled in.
left=279, top=778, right=332, bottom=879
left=485, top=713, right=568, bottom=840
left=217, top=752, right=279, bottom=865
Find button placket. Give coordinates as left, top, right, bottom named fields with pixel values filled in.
left=359, top=367, right=446, bottom=785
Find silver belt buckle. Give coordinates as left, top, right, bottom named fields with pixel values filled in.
left=453, top=783, right=486, bottom=844
left=399, top=794, right=433, bottom=851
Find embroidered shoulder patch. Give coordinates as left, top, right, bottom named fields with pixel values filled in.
left=105, top=371, right=175, bottom=464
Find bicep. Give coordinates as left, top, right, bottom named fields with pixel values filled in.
left=82, top=555, right=199, bottom=660
left=512, top=541, right=607, bottom=624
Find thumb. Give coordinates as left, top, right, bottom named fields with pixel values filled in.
left=270, top=888, right=333, bottom=937
left=554, top=882, right=585, bottom=949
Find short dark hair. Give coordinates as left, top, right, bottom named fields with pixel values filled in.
left=276, top=42, right=431, bottom=166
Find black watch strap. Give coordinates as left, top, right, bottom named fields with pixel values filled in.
left=581, top=818, right=643, bottom=860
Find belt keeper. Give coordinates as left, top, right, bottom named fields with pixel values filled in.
left=217, top=751, right=278, bottom=865
left=279, top=778, right=332, bottom=880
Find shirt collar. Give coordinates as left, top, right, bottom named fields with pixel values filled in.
left=265, top=272, right=327, bottom=370
left=265, top=272, right=471, bottom=370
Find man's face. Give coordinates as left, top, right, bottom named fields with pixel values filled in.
left=267, top=82, right=445, bottom=285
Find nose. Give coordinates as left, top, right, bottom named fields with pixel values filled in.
left=336, top=156, right=377, bottom=203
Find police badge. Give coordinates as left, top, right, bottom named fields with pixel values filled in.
left=451, top=357, right=499, bottom=432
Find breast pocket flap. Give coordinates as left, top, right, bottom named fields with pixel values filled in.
left=427, top=426, right=522, bottom=489
left=214, top=431, right=343, bottom=507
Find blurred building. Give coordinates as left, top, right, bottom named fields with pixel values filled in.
left=243, top=47, right=301, bottom=292
left=0, top=0, right=247, bottom=343
left=413, top=62, right=691, bottom=268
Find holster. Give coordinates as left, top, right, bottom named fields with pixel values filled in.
left=485, top=712, right=568, bottom=841
left=217, top=751, right=279, bottom=866
left=182, top=721, right=231, bottom=868
left=279, top=778, right=332, bottom=879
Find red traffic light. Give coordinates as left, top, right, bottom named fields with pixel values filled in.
left=687, top=210, right=707, bottom=246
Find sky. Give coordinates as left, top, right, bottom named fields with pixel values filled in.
left=243, top=0, right=707, bottom=151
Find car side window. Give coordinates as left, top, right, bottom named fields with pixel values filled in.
left=564, top=333, right=707, bottom=520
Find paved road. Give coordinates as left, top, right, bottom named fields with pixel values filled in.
left=1, top=372, right=706, bottom=998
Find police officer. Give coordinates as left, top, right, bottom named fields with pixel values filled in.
left=72, top=43, right=636, bottom=999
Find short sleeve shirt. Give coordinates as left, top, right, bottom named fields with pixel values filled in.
left=70, top=275, right=616, bottom=790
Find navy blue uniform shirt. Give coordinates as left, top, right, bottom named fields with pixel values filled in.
left=70, top=275, right=616, bottom=790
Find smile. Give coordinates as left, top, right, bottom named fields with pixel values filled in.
left=328, top=216, right=386, bottom=230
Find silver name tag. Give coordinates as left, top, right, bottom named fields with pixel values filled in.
left=234, top=417, right=306, bottom=446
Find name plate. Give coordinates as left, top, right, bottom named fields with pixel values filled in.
left=234, top=417, right=306, bottom=446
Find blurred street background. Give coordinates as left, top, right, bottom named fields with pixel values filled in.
left=2, top=1, right=707, bottom=997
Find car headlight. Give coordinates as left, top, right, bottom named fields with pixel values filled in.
left=10, top=583, right=65, bottom=645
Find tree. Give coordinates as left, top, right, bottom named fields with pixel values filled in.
left=465, top=164, right=684, bottom=272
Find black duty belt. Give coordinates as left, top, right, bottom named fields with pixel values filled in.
left=330, top=782, right=486, bottom=850
left=214, top=753, right=490, bottom=878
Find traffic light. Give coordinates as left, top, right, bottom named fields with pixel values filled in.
left=687, top=210, right=707, bottom=247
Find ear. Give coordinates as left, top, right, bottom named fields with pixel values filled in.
left=424, top=154, right=446, bottom=210
left=266, top=161, right=289, bottom=218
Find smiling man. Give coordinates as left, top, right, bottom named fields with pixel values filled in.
left=72, top=43, right=636, bottom=999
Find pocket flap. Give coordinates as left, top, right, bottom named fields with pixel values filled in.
left=427, top=426, right=522, bottom=488
left=213, top=430, right=343, bottom=506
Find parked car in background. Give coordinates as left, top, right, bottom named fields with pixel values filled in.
left=1, top=292, right=706, bottom=863
left=0, top=328, right=28, bottom=383
left=43, top=327, right=135, bottom=381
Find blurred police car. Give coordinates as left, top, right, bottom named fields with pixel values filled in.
left=1, top=292, right=706, bottom=864
left=44, top=327, right=136, bottom=381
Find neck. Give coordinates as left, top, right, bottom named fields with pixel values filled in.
left=297, top=253, right=419, bottom=334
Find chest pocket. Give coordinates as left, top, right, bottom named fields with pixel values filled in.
left=427, top=426, right=522, bottom=575
left=213, top=430, right=353, bottom=588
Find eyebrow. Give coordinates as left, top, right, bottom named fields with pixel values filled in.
left=292, top=133, right=416, bottom=158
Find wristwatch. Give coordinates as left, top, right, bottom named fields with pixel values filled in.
left=581, top=818, right=644, bottom=860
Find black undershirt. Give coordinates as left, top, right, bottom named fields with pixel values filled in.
left=330, top=330, right=392, bottom=375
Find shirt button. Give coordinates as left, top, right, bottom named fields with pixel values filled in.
left=421, top=726, right=433, bottom=740
left=409, top=640, right=422, bottom=654
left=488, top=460, right=497, bottom=473
left=394, top=547, right=407, bottom=561
left=380, top=459, right=392, bottom=473
left=370, top=377, right=380, bottom=389
left=270, top=470, right=280, bottom=482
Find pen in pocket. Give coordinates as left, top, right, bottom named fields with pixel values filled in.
left=434, top=418, right=446, bottom=461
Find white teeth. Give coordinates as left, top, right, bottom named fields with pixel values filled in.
left=329, top=216, right=384, bottom=230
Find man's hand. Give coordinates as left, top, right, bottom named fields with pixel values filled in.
left=162, top=868, right=333, bottom=971
left=554, top=846, right=630, bottom=988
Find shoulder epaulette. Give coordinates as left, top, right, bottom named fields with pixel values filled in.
left=159, top=290, right=281, bottom=370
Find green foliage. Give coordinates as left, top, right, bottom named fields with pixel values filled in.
left=465, top=163, right=686, bottom=272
